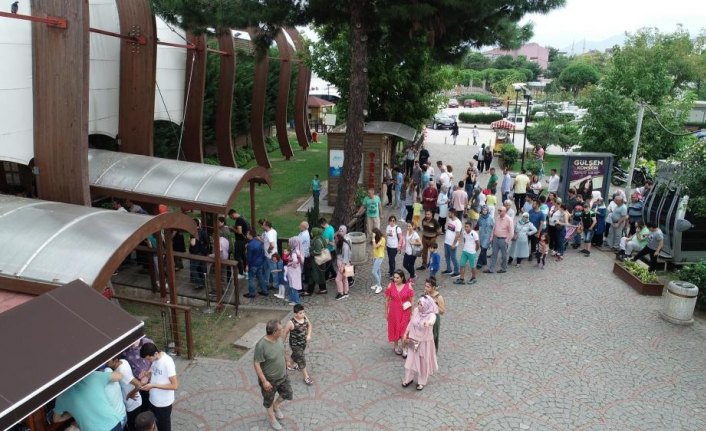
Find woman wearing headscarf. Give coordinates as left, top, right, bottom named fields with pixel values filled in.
left=401, top=295, right=439, bottom=391
left=508, top=212, right=538, bottom=267
left=476, top=205, right=494, bottom=271
left=424, top=278, right=445, bottom=352
left=304, top=227, right=328, bottom=296
left=285, top=237, right=304, bottom=305
left=334, top=229, right=352, bottom=300
left=437, top=185, right=449, bottom=233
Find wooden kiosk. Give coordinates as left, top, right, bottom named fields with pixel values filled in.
left=327, top=121, right=417, bottom=202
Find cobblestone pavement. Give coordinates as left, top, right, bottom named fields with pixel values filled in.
left=170, top=144, right=706, bottom=430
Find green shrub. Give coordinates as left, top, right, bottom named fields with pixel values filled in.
left=458, top=112, right=503, bottom=124
left=305, top=205, right=320, bottom=229
left=500, top=145, right=519, bottom=170
left=524, top=159, right=544, bottom=176
left=676, top=262, right=706, bottom=310
left=623, top=260, right=659, bottom=283
left=459, top=93, right=493, bottom=104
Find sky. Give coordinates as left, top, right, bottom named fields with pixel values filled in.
left=523, top=0, right=705, bottom=50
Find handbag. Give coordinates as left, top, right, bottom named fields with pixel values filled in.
left=344, top=264, right=355, bottom=277
left=314, top=248, right=332, bottom=265
left=412, top=244, right=422, bottom=257
left=473, top=154, right=479, bottom=161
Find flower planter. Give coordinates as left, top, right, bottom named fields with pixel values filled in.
left=613, top=262, right=663, bottom=296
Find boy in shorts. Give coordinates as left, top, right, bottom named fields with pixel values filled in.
left=454, top=221, right=480, bottom=285
left=282, top=304, right=313, bottom=385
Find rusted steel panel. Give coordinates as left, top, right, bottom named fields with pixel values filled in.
left=273, top=30, right=294, bottom=160
left=116, top=0, right=157, bottom=156
left=247, top=28, right=271, bottom=168
left=182, top=33, right=207, bottom=163
left=31, top=0, right=90, bottom=205
left=285, top=27, right=311, bottom=150
left=215, top=29, right=237, bottom=167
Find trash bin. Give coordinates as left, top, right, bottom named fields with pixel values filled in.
left=348, top=231, right=367, bottom=265
left=659, top=280, right=699, bottom=325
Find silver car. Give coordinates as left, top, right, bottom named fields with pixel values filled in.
left=433, top=113, right=455, bottom=129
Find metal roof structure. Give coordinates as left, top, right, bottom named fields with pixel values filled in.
left=88, top=149, right=272, bottom=213
left=0, top=195, right=195, bottom=294
left=0, top=280, right=144, bottom=430
left=330, top=121, right=418, bottom=142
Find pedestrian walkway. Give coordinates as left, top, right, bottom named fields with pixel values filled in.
left=169, top=144, right=706, bottom=430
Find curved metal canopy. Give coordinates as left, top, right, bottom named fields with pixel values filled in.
left=0, top=195, right=195, bottom=291
left=331, top=121, right=418, bottom=142
left=88, top=149, right=272, bottom=213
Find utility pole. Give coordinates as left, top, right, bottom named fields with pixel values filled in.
left=626, top=102, right=645, bottom=191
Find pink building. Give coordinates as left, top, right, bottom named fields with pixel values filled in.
left=483, top=42, right=550, bottom=70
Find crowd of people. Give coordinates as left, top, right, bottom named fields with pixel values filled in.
left=50, top=337, right=176, bottom=431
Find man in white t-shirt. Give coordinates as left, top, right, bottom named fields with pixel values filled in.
left=107, top=357, right=143, bottom=430
left=140, top=343, right=178, bottom=431
left=454, top=221, right=480, bottom=285
left=263, top=220, right=278, bottom=289
left=441, top=209, right=463, bottom=276
left=546, top=168, right=560, bottom=194
left=385, top=215, right=404, bottom=278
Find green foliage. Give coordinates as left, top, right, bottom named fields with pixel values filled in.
left=622, top=260, right=659, bottom=283
left=676, top=261, right=706, bottom=311
left=462, top=52, right=490, bottom=70
left=524, top=159, right=543, bottom=176
left=458, top=112, right=503, bottom=124
left=459, top=93, right=493, bottom=104
left=500, top=145, right=519, bottom=169
left=153, top=120, right=183, bottom=159
left=557, top=61, right=600, bottom=96
left=672, top=140, right=706, bottom=217
left=305, top=205, right=320, bottom=229
left=527, top=119, right=580, bottom=152
left=546, top=55, right=570, bottom=79
left=354, top=186, right=368, bottom=207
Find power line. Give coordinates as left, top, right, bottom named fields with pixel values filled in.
left=644, top=103, right=695, bottom=137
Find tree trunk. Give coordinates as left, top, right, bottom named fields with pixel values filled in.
left=332, top=1, right=368, bottom=228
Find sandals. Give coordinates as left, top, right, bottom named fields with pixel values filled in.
left=401, top=380, right=412, bottom=388
left=416, top=384, right=424, bottom=391
left=304, top=377, right=314, bottom=385
left=394, top=347, right=403, bottom=355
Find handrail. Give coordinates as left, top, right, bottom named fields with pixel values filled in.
left=113, top=294, right=195, bottom=359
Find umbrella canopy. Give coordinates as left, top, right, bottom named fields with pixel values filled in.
left=491, top=119, right=516, bottom=130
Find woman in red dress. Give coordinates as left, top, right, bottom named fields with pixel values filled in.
left=385, top=269, right=415, bottom=356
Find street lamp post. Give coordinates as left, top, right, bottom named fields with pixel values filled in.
left=520, top=93, right=532, bottom=170
left=512, top=88, right=522, bottom=143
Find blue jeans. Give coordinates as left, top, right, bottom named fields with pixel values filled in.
left=265, top=258, right=275, bottom=287
left=248, top=264, right=267, bottom=295
left=556, top=226, right=566, bottom=256
left=372, top=257, right=383, bottom=286
left=288, top=286, right=300, bottom=304
left=387, top=247, right=398, bottom=277
left=477, top=246, right=489, bottom=267
left=572, top=222, right=582, bottom=246
left=444, top=243, right=459, bottom=273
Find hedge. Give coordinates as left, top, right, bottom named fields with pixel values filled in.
left=458, top=112, right=503, bottom=124
left=459, top=93, right=493, bottom=104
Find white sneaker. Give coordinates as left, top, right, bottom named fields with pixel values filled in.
left=374, top=285, right=383, bottom=294
left=370, top=285, right=377, bottom=290
left=274, top=294, right=284, bottom=299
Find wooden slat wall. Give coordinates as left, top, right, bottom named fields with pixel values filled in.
left=247, top=28, right=271, bottom=169
left=273, top=29, right=294, bottom=160
left=285, top=28, right=310, bottom=150
left=116, top=0, right=157, bottom=156
left=182, top=33, right=207, bottom=163
left=215, top=29, right=236, bottom=167
left=31, top=0, right=90, bottom=206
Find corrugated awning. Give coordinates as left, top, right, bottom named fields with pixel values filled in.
left=0, top=195, right=195, bottom=293
left=88, top=149, right=272, bottom=213
left=0, top=280, right=144, bottom=430
left=330, top=121, right=418, bottom=142
left=491, top=119, right=516, bottom=130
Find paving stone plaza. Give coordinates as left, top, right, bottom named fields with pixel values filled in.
left=170, top=141, right=706, bottom=430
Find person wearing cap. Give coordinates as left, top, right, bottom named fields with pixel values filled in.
left=508, top=212, right=537, bottom=267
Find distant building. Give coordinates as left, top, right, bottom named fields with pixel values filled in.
left=482, top=42, right=550, bottom=70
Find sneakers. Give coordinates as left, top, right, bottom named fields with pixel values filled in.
left=269, top=419, right=283, bottom=430
left=441, top=270, right=453, bottom=275
left=466, top=278, right=477, bottom=285
left=450, top=272, right=460, bottom=278
left=335, top=293, right=344, bottom=300
left=274, top=294, right=284, bottom=299
left=583, top=250, right=591, bottom=256
left=370, top=284, right=378, bottom=290
left=416, top=265, right=427, bottom=270
left=453, top=279, right=465, bottom=285
left=273, top=407, right=284, bottom=420
left=579, top=249, right=589, bottom=255
left=374, top=285, right=383, bottom=294
left=342, top=293, right=349, bottom=299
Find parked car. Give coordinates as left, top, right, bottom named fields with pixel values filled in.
left=447, top=98, right=459, bottom=108
left=692, top=129, right=706, bottom=140
left=433, top=113, right=456, bottom=129
left=463, top=99, right=481, bottom=108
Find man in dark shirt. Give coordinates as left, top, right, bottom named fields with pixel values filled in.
left=418, top=145, right=430, bottom=167
left=626, top=193, right=644, bottom=235
left=422, top=182, right=439, bottom=214
left=417, top=210, right=441, bottom=270
left=228, top=209, right=251, bottom=277
left=245, top=229, right=268, bottom=297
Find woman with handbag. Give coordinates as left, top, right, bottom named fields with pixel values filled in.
left=304, top=227, right=328, bottom=296
left=385, top=270, right=415, bottom=357
left=401, top=295, right=439, bottom=391
left=402, top=223, right=422, bottom=282
left=334, top=231, right=352, bottom=300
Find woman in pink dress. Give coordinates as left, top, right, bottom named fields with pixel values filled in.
left=385, top=269, right=415, bottom=356
left=401, top=295, right=439, bottom=391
